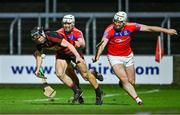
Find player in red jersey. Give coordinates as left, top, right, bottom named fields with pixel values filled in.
left=93, top=11, right=177, bottom=105
left=31, top=27, right=85, bottom=103
left=56, top=15, right=103, bottom=105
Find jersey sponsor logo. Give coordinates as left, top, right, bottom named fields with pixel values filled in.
left=113, top=37, right=130, bottom=43
left=67, top=35, right=76, bottom=40
left=112, top=30, right=131, bottom=43
left=114, top=30, right=131, bottom=37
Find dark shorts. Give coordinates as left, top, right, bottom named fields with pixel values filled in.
left=56, top=47, right=84, bottom=64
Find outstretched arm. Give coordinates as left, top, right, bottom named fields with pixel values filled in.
left=61, top=39, right=85, bottom=64
left=92, top=38, right=109, bottom=62
left=34, top=50, right=43, bottom=76
left=75, top=37, right=85, bottom=48
left=140, top=24, right=177, bottom=35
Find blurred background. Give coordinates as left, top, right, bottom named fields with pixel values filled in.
left=0, top=0, right=180, bottom=55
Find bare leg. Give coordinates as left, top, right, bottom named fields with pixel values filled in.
left=112, top=64, right=142, bottom=104
left=126, top=65, right=136, bottom=86
left=55, top=59, right=74, bottom=87
left=76, top=62, right=103, bottom=105
left=66, top=63, right=80, bottom=87
left=66, top=63, right=84, bottom=104
left=76, top=62, right=99, bottom=89
left=55, top=59, right=82, bottom=103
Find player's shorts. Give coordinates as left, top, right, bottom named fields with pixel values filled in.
left=107, top=53, right=134, bottom=67
left=56, top=48, right=84, bottom=64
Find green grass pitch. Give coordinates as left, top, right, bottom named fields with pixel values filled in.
left=0, top=84, right=180, bottom=114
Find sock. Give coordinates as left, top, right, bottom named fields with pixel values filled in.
left=134, top=96, right=142, bottom=103
left=95, top=86, right=102, bottom=97
left=75, top=82, right=80, bottom=89
left=70, top=83, right=79, bottom=94
left=77, top=84, right=82, bottom=91
left=118, top=81, right=123, bottom=88
left=42, top=82, right=48, bottom=88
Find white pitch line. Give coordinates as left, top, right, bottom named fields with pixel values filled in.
left=22, top=89, right=160, bottom=102
left=139, top=89, right=160, bottom=94
left=22, top=97, right=64, bottom=102
left=104, top=89, right=160, bottom=98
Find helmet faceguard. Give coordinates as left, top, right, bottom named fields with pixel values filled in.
left=62, top=14, right=75, bottom=25
left=31, top=27, right=45, bottom=42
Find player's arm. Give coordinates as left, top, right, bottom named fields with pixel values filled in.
left=61, top=39, right=85, bottom=64
left=92, top=38, right=109, bottom=62
left=75, top=32, right=85, bottom=48
left=76, top=37, right=85, bottom=48
left=140, top=24, right=177, bottom=35
left=34, top=50, right=43, bottom=76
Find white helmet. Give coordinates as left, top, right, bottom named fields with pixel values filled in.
left=113, top=11, right=127, bottom=23
left=62, top=14, right=75, bottom=25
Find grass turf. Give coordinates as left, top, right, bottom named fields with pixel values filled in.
left=0, top=84, right=180, bottom=114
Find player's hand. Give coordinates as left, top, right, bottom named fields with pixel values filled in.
left=167, top=29, right=178, bottom=35
left=35, top=69, right=40, bottom=77
left=76, top=57, right=85, bottom=64
left=75, top=41, right=81, bottom=47
left=35, top=68, right=47, bottom=79
left=92, top=56, right=99, bottom=63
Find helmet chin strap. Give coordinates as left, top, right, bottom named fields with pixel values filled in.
left=65, top=29, right=72, bottom=34
left=114, top=25, right=124, bottom=32
left=114, top=27, right=122, bottom=32
left=64, top=26, right=74, bottom=34
left=113, top=21, right=126, bottom=31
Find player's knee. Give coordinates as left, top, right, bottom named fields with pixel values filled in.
left=56, top=72, right=65, bottom=79
left=120, top=77, right=129, bottom=84
left=82, top=71, right=92, bottom=80
left=82, top=72, right=88, bottom=79
left=129, top=79, right=135, bottom=85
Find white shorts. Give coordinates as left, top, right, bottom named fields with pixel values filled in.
left=107, top=53, right=134, bottom=67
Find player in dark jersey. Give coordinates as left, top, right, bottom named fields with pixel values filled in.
left=31, top=26, right=85, bottom=103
